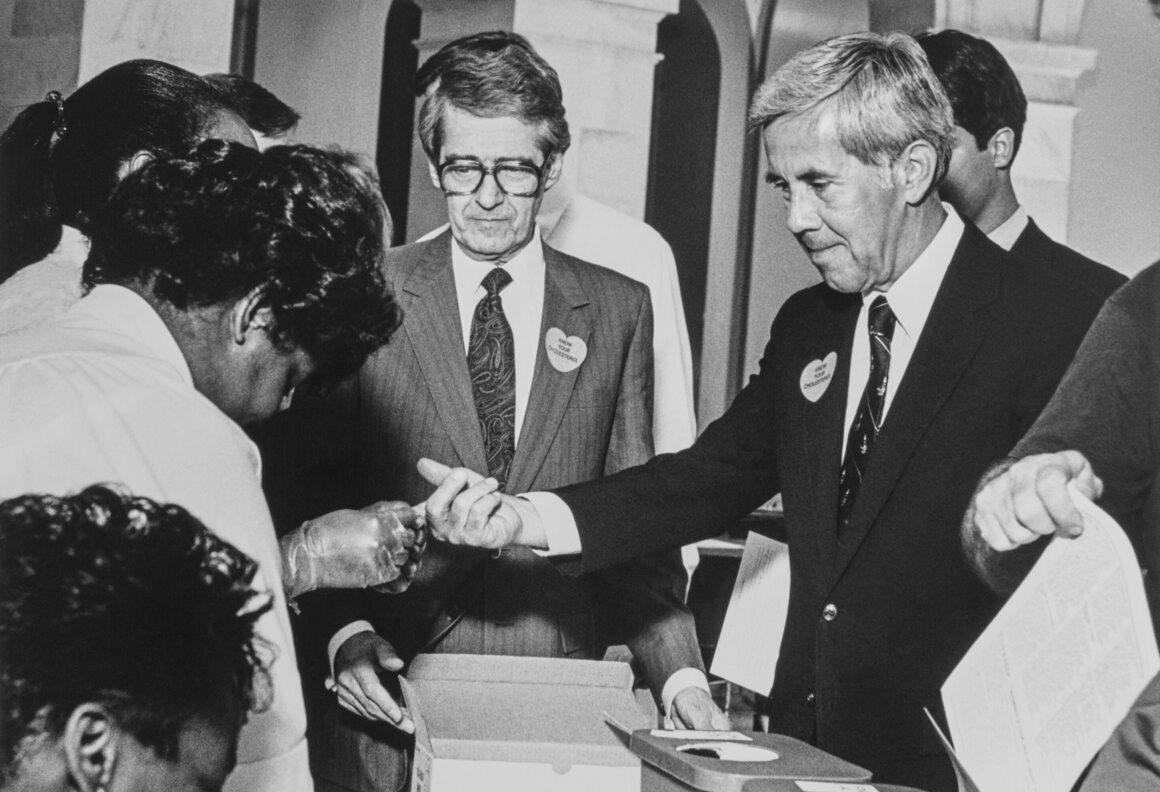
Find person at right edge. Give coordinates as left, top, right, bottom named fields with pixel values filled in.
left=416, top=32, right=1120, bottom=791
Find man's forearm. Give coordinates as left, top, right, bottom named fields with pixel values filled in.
left=962, top=457, right=1047, bottom=594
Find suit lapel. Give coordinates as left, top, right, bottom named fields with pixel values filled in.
left=507, top=247, right=590, bottom=491
left=399, top=232, right=489, bottom=473
left=828, top=225, right=999, bottom=585
left=797, top=293, right=861, bottom=573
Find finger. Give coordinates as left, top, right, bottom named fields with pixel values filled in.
left=416, top=457, right=454, bottom=486
left=710, top=708, right=733, bottom=730
left=447, top=478, right=501, bottom=532
left=376, top=642, right=405, bottom=672
left=1030, top=464, right=1085, bottom=539
left=351, top=668, right=404, bottom=724
left=424, top=468, right=472, bottom=539
left=973, top=479, right=1029, bottom=551
left=335, top=685, right=376, bottom=721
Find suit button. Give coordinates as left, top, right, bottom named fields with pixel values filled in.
left=806, top=693, right=816, bottom=708
left=822, top=603, right=838, bottom=622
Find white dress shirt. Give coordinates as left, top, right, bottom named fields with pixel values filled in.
left=840, top=208, right=964, bottom=458
left=987, top=205, right=1029, bottom=252
left=452, top=228, right=547, bottom=444
left=0, top=286, right=311, bottom=792
left=0, top=224, right=89, bottom=336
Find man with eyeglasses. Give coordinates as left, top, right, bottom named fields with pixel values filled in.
left=298, top=32, right=720, bottom=792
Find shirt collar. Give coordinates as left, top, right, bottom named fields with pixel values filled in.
left=71, top=284, right=194, bottom=387
left=866, top=205, right=964, bottom=341
left=451, top=225, right=546, bottom=297
left=987, top=205, right=1029, bottom=252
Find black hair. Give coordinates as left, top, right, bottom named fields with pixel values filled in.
left=917, top=29, right=1027, bottom=159
left=85, top=140, right=402, bottom=387
left=414, top=30, right=570, bottom=162
left=0, top=484, right=270, bottom=782
left=0, top=59, right=238, bottom=281
left=205, top=73, right=301, bottom=137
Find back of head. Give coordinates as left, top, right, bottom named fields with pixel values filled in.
left=916, top=29, right=1027, bottom=159
left=749, top=31, right=954, bottom=186
left=85, top=140, right=402, bottom=386
left=415, top=30, right=570, bottom=161
left=0, top=59, right=234, bottom=278
left=205, top=73, right=300, bottom=138
left=0, top=484, right=269, bottom=787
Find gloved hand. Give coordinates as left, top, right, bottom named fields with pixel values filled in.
left=280, top=501, right=426, bottom=599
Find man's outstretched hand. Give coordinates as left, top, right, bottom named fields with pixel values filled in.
left=280, top=500, right=426, bottom=599
left=416, top=458, right=547, bottom=549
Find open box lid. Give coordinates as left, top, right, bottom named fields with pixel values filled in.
left=404, top=654, right=654, bottom=768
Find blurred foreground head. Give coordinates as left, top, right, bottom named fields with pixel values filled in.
left=0, top=484, right=270, bottom=792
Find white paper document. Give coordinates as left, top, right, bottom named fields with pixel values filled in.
left=941, top=486, right=1160, bottom=792
left=710, top=531, right=790, bottom=694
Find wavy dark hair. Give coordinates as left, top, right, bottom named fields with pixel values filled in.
left=0, top=484, right=270, bottom=783
left=85, top=140, right=402, bottom=386
left=0, top=59, right=237, bottom=280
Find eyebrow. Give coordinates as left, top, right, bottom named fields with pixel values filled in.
left=440, top=153, right=542, bottom=168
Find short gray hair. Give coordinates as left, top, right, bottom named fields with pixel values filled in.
left=749, top=32, right=954, bottom=183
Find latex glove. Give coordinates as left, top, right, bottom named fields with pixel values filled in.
left=281, top=501, right=426, bottom=599
left=331, top=631, right=413, bottom=732
left=970, top=450, right=1103, bottom=553
left=670, top=686, right=733, bottom=730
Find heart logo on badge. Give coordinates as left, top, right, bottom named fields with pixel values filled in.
left=545, top=327, right=587, bottom=373
left=799, top=351, right=837, bottom=402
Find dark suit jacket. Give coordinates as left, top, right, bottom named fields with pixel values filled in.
left=553, top=223, right=1116, bottom=791
left=1011, top=218, right=1126, bottom=297
left=301, top=232, right=702, bottom=792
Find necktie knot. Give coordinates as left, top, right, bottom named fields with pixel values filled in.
left=868, top=295, right=896, bottom=343
left=482, top=267, right=513, bottom=297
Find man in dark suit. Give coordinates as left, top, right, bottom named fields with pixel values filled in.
left=419, top=32, right=1117, bottom=791
left=297, top=33, right=720, bottom=792
left=917, top=29, right=1125, bottom=296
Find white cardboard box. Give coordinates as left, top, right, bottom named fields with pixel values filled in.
left=403, top=653, right=655, bottom=792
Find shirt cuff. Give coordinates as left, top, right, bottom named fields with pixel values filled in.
left=325, top=620, right=375, bottom=690
left=522, top=492, right=582, bottom=556
left=662, top=668, right=712, bottom=721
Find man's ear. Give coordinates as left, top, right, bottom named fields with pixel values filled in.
left=230, top=287, right=274, bottom=346
left=987, top=126, right=1016, bottom=170
left=897, top=139, right=940, bottom=205
left=63, top=704, right=117, bottom=792
left=427, top=157, right=442, bottom=191
left=542, top=153, right=564, bottom=193
left=117, top=150, right=154, bottom=180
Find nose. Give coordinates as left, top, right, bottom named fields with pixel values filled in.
left=474, top=170, right=505, bottom=210
left=785, top=190, right=820, bottom=236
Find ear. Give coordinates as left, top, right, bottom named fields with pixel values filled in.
left=117, top=150, right=155, bottom=180
left=541, top=153, right=564, bottom=194
left=230, top=287, right=275, bottom=347
left=987, top=126, right=1016, bottom=170
left=427, top=157, right=442, bottom=191
left=63, top=704, right=117, bottom=792
left=896, top=139, right=940, bottom=205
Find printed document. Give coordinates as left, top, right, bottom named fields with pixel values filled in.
left=710, top=531, right=789, bottom=694
left=940, top=486, right=1159, bottom=792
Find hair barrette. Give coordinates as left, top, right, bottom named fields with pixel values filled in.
left=45, top=90, right=67, bottom=138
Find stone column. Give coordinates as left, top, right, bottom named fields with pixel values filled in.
left=937, top=0, right=1096, bottom=242
left=78, top=0, right=234, bottom=81
left=407, top=0, right=678, bottom=238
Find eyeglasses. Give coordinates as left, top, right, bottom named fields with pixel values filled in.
left=437, top=159, right=546, bottom=197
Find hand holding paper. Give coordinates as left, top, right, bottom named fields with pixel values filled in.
left=970, top=450, right=1104, bottom=552
left=417, top=458, right=548, bottom=549
left=280, top=500, right=426, bottom=598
